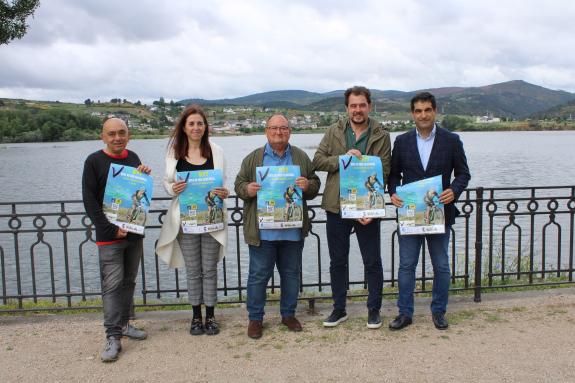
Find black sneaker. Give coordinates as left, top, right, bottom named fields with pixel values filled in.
left=189, top=317, right=204, bottom=335
left=323, top=309, right=348, bottom=327
left=204, top=317, right=220, bottom=335
left=367, top=309, right=382, bottom=329
left=432, top=312, right=449, bottom=330
left=389, top=314, right=413, bottom=331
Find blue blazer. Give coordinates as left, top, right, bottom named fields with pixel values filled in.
left=388, top=126, right=471, bottom=226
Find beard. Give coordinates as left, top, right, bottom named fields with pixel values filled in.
left=351, top=113, right=367, bottom=125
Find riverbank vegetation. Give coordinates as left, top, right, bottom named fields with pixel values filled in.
left=1, top=98, right=574, bottom=143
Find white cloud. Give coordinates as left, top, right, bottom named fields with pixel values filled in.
left=0, top=0, right=574, bottom=102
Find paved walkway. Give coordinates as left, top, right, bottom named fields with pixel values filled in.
left=1, top=288, right=575, bottom=382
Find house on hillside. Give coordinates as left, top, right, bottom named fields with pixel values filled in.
left=475, top=116, right=501, bottom=123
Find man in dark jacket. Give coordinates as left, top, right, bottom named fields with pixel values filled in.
left=388, top=92, right=470, bottom=331
left=82, top=118, right=151, bottom=362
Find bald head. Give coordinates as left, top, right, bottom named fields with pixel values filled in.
left=101, top=118, right=130, bottom=155
left=102, top=117, right=128, bottom=133
left=266, top=114, right=289, bottom=127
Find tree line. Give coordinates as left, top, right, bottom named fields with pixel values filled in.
left=0, top=108, right=102, bottom=143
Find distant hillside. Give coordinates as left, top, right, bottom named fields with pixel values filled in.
left=179, top=80, right=575, bottom=118
left=305, top=97, right=345, bottom=111
left=433, top=80, right=575, bottom=118
left=181, top=90, right=327, bottom=107
left=531, top=98, right=575, bottom=119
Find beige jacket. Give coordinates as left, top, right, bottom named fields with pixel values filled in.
left=156, top=141, right=228, bottom=268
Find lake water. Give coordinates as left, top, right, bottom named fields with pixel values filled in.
left=1, top=131, right=574, bottom=302
left=2, top=130, right=575, bottom=201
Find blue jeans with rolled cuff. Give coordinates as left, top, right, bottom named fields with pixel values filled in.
left=247, top=240, right=304, bottom=321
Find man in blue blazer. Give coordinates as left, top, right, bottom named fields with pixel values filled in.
left=388, top=92, right=470, bottom=330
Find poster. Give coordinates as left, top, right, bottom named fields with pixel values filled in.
left=256, top=165, right=303, bottom=229
left=396, top=175, right=445, bottom=235
left=103, top=163, right=154, bottom=235
left=339, top=155, right=386, bottom=219
left=177, top=169, right=225, bottom=234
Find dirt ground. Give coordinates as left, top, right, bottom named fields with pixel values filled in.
left=1, top=288, right=574, bottom=383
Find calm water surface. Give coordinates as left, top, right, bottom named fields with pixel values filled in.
left=1, top=131, right=574, bottom=300
left=2, top=131, right=575, bottom=201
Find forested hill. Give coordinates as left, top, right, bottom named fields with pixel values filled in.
left=181, top=80, right=575, bottom=119
left=0, top=100, right=153, bottom=143
left=0, top=108, right=102, bottom=142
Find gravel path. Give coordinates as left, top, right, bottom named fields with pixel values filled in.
left=1, top=288, right=574, bottom=383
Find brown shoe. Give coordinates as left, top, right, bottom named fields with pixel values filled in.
left=247, top=320, right=263, bottom=339
left=281, top=316, right=303, bottom=332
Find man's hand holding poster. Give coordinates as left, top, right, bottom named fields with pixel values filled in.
left=103, top=163, right=154, bottom=235
left=256, top=165, right=303, bottom=229
left=339, top=155, right=386, bottom=219
left=396, top=175, right=445, bottom=235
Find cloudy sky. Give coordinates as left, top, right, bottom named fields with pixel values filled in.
left=1, top=0, right=574, bottom=103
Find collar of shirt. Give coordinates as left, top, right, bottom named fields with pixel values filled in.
left=263, top=142, right=293, bottom=166
left=345, top=119, right=371, bottom=153
left=415, top=124, right=437, bottom=171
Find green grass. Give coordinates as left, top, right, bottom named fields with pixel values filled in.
left=484, top=312, right=504, bottom=322
left=1, top=274, right=572, bottom=315
left=447, top=310, right=477, bottom=325
left=546, top=308, right=568, bottom=316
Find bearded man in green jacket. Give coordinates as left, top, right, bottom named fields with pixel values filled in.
left=313, top=86, right=391, bottom=329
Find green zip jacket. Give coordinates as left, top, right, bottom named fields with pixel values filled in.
left=313, top=118, right=392, bottom=214
left=234, top=145, right=321, bottom=246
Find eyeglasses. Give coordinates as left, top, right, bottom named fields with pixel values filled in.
left=267, top=126, right=290, bottom=132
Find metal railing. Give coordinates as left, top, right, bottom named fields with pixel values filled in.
left=1, top=185, right=574, bottom=313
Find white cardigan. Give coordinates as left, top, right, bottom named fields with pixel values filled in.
left=155, top=141, right=228, bottom=268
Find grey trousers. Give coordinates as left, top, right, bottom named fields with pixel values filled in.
left=98, top=239, right=142, bottom=338
left=177, top=232, right=221, bottom=306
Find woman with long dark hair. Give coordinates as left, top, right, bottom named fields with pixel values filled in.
left=156, top=105, right=228, bottom=335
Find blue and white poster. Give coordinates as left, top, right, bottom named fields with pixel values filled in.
left=177, top=169, right=224, bottom=234
left=339, top=155, right=386, bottom=219
left=103, top=163, right=154, bottom=235
left=396, top=175, right=445, bottom=235
left=256, top=165, right=303, bottom=229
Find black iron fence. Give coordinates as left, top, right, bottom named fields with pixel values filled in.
left=1, top=185, right=574, bottom=313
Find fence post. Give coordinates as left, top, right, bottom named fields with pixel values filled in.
left=474, top=187, right=484, bottom=302
left=308, top=298, right=316, bottom=315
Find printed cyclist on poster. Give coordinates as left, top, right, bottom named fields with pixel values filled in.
left=103, top=163, right=154, bottom=235
left=339, top=155, right=386, bottom=219
left=256, top=165, right=303, bottom=229
left=177, top=169, right=225, bottom=234
left=396, top=174, right=445, bottom=235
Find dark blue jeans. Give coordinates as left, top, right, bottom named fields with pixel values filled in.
left=397, top=228, right=451, bottom=318
left=98, top=239, right=142, bottom=338
left=247, top=240, right=304, bottom=321
left=326, top=212, right=383, bottom=311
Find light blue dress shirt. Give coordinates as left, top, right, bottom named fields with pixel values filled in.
left=260, top=143, right=302, bottom=242
left=416, top=124, right=436, bottom=171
